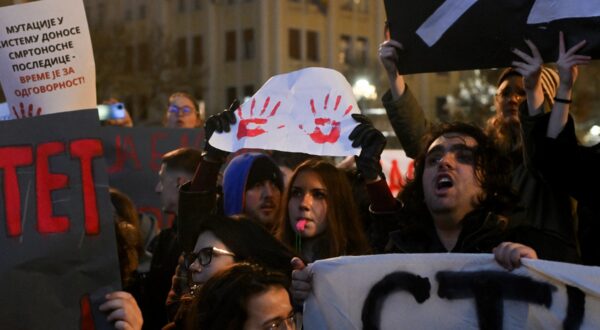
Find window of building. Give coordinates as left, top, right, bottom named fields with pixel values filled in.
left=124, top=45, right=134, bottom=73
left=124, top=8, right=133, bottom=21
left=338, top=35, right=351, bottom=64
left=243, top=85, right=254, bottom=99
left=226, top=87, right=237, bottom=104
left=225, top=30, right=237, bottom=61
left=139, top=94, right=149, bottom=120
left=194, top=0, right=203, bottom=10
left=242, top=29, right=255, bottom=60
left=176, top=37, right=187, bottom=67
left=340, top=0, right=353, bottom=11
left=306, top=31, right=319, bottom=62
left=178, top=0, right=186, bottom=13
left=289, top=29, right=301, bottom=60
left=138, top=43, right=149, bottom=71
left=357, top=0, right=369, bottom=13
left=139, top=4, right=146, bottom=19
left=193, top=35, right=204, bottom=66
left=355, top=37, right=367, bottom=65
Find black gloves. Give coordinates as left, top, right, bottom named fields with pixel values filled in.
left=349, top=113, right=387, bottom=181
left=203, top=99, right=239, bottom=162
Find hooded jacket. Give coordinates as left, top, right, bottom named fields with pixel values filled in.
left=222, top=153, right=283, bottom=216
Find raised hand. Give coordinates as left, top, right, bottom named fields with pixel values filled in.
left=349, top=114, right=387, bottom=181
left=511, top=39, right=543, bottom=91
left=237, top=96, right=283, bottom=140
left=300, top=94, right=353, bottom=144
left=204, top=99, right=238, bottom=162
left=555, top=31, right=591, bottom=90
left=11, top=102, right=42, bottom=119
left=290, top=257, right=311, bottom=306
left=378, top=39, right=406, bottom=99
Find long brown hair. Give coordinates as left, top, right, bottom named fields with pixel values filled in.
left=275, top=159, right=370, bottom=261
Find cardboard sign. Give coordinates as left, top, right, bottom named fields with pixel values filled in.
left=0, top=0, right=96, bottom=119
left=101, top=126, right=204, bottom=228
left=384, top=0, right=600, bottom=74
left=380, top=149, right=414, bottom=197
left=210, top=67, right=361, bottom=157
left=0, top=109, right=119, bottom=328
left=304, top=254, right=600, bottom=329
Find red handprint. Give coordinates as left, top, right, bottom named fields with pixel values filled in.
left=237, top=96, right=283, bottom=140
left=11, top=102, right=43, bottom=119
left=300, top=94, right=353, bottom=144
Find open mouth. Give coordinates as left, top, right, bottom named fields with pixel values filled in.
left=436, top=175, right=454, bottom=190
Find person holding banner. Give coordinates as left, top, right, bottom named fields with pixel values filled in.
left=515, top=32, right=599, bottom=266
left=164, top=92, right=203, bottom=129
left=378, top=37, right=579, bottom=256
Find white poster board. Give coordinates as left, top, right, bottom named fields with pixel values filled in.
left=0, top=0, right=95, bottom=120
left=305, top=254, right=600, bottom=329
left=210, top=67, right=361, bottom=157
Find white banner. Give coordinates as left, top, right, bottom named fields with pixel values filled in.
left=210, top=67, right=361, bottom=157
left=0, top=0, right=96, bottom=120
left=304, top=254, right=600, bottom=330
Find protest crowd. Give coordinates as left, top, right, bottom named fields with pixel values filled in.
left=1, top=2, right=599, bottom=330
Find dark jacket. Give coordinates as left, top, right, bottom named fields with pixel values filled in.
left=383, top=207, right=579, bottom=263
left=531, top=113, right=600, bottom=266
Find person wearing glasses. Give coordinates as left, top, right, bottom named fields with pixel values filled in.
left=165, top=92, right=203, bottom=129
left=163, top=214, right=297, bottom=329
left=189, top=263, right=296, bottom=330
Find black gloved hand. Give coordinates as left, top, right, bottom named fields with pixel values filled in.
left=349, top=113, right=387, bottom=181
left=203, top=99, right=239, bottom=162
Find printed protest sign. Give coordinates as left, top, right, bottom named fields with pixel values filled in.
left=384, top=0, right=600, bottom=74
left=0, top=102, right=9, bottom=121
left=0, top=0, right=95, bottom=119
left=102, top=126, right=204, bottom=229
left=380, top=149, right=414, bottom=197
left=210, top=67, right=361, bottom=157
left=0, top=110, right=120, bottom=328
left=304, top=254, right=600, bottom=329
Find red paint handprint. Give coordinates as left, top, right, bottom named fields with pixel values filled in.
left=11, top=102, right=43, bottom=119
left=300, top=94, right=353, bottom=144
left=237, top=96, right=283, bottom=140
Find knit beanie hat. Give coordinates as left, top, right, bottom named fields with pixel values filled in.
left=246, top=156, right=284, bottom=192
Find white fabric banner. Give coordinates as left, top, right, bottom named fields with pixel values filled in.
left=210, top=67, right=361, bottom=157
left=304, top=254, right=600, bottom=330
left=0, top=0, right=96, bottom=120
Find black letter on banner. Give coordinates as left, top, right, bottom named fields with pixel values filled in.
left=564, top=285, right=585, bottom=330
left=362, top=272, right=430, bottom=330
left=437, top=271, right=556, bottom=330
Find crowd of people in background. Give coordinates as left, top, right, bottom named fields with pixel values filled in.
left=93, top=29, right=598, bottom=330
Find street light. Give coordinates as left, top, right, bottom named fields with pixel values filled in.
left=353, top=78, right=377, bottom=101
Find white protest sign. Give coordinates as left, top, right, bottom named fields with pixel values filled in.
left=0, top=0, right=95, bottom=120
left=380, top=149, right=414, bottom=196
left=304, top=254, right=600, bottom=330
left=528, top=0, right=600, bottom=24
left=209, top=67, right=361, bottom=157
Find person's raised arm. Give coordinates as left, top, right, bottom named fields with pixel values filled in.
left=99, top=291, right=143, bottom=330
left=512, top=39, right=545, bottom=116
left=547, top=32, right=590, bottom=139
left=379, top=39, right=406, bottom=100
left=378, top=39, right=428, bottom=158
left=188, top=100, right=239, bottom=191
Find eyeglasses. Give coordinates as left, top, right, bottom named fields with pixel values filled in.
left=184, top=246, right=236, bottom=268
left=264, top=312, right=296, bottom=330
left=168, top=105, right=195, bottom=116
